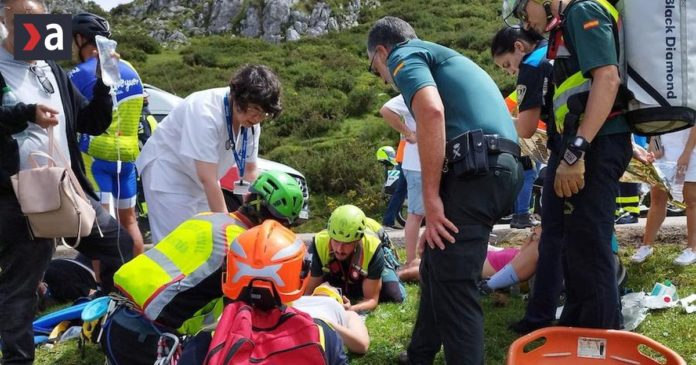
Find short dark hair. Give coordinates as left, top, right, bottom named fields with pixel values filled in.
left=367, top=16, right=418, bottom=53
left=490, top=26, right=544, bottom=57
left=229, top=64, right=282, bottom=118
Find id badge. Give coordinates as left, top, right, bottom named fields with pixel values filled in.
left=233, top=180, right=250, bottom=195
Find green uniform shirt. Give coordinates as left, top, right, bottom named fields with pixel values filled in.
left=387, top=40, right=518, bottom=141
left=561, top=0, right=630, bottom=135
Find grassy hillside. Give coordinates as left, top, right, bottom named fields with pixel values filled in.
left=115, top=0, right=516, bottom=231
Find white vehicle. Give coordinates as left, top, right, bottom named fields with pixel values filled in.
left=142, top=84, right=310, bottom=222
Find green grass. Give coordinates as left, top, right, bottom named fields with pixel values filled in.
left=35, top=240, right=696, bottom=364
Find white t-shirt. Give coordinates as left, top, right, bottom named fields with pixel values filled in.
left=292, top=296, right=347, bottom=327
left=135, top=87, right=260, bottom=194
left=0, top=47, right=70, bottom=170
left=384, top=95, right=421, bottom=172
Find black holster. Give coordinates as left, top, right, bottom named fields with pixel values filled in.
left=445, top=129, right=489, bottom=177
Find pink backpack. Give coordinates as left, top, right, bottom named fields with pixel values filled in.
left=203, top=301, right=327, bottom=365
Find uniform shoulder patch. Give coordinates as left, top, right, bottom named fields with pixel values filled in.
left=516, top=85, right=527, bottom=105
left=583, top=19, right=599, bottom=30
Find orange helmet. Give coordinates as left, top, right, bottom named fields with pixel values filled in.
left=223, top=220, right=310, bottom=309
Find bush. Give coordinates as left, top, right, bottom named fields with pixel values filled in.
left=113, top=32, right=161, bottom=55
left=119, top=47, right=147, bottom=63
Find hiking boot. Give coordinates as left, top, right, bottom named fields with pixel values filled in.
left=630, top=245, right=653, bottom=263
left=615, top=212, right=638, bottom=225
left=674, top=248, right=696, bottom=266
left=508, top=319, right=551, bottom=335
left=510, top=213, right=539, bottom=229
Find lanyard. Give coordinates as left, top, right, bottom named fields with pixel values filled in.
left=223, top=95, right=248, bottom=180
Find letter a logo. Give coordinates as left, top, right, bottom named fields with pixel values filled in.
left=14, top=14, right=71, bottom=60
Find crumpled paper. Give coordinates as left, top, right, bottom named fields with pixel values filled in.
left=678, top=294, right=696, bottom=314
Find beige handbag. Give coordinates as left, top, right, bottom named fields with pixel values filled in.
left=11, top=127, right=95, bottom=247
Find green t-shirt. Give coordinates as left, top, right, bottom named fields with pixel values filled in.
left=561, top=0, right=630, bottom=135
left=387, top=40, right=518, bottom=141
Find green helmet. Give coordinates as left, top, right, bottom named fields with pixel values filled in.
left=250, top=171, right=304, bottom=224
left=375, top=146, right=396, bottom=166
left=327, top=205, right=366, bottom=243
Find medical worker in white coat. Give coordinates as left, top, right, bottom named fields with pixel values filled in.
left=136, top=65, right=282, bottom=242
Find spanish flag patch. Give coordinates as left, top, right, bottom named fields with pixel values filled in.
left=583, top=19, right=600, bottom=30
left=392, top=62, right=405, bottom=77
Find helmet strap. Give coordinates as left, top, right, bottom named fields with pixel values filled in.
left=543, top=0, right=554, bottom=22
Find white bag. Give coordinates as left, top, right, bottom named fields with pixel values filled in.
left=619, top=0, right=696, bottom=135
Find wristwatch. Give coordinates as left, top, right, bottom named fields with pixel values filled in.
left=562, top=136, right=590, bottom=166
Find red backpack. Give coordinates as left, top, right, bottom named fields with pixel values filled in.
left=203, top=301, right=328, bottom=365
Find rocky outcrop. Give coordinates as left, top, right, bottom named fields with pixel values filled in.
left=208, top=0, right=245, bottom=33
left=110, top=0, right=381, bottom=44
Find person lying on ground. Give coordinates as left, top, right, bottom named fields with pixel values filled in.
left=294, top=283, right=370, bottom=354
left=399, top=225, right=541, bottom=294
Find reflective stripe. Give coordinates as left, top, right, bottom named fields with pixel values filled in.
left=553, top=0, right=619, bottom=133
left=272, top=238, right=305, bottom=261
left=232, top=262, right=284, bottom=286
left=624, top=206, right=640, bottom=214
left=115, top=213, right=249, bottom=326
left=616, top=196, right=640, bottom=203
left=554, top=73, right=591, bottom=133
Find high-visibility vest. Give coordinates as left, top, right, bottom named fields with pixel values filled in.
left=552, top=0, right=619, bottom=133
left=114, top=212, right=250, bottom=331
left=314, top=226, right=382, bottom=285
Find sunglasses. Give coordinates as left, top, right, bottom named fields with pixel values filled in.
left=367, top=52, right=380, bottom=77
left=29, top=65, right=54, bottom=94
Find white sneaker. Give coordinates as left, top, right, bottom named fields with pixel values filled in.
left=631, top=245, right=653, bottom=263
left=673, top=248, right=696, bottom=266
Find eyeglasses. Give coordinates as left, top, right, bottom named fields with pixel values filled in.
left=29, top=65, right=54, bottom=94
left=513, top=0, right=530, bottom=23
left=249, top=106, right=272, bottom=122
left=367, top=52, right=380, bottom=77
left=503, top=0, right=530, bottom=27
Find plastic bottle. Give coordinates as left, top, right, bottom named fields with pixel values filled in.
left=2, top=85, right=18, bottom=106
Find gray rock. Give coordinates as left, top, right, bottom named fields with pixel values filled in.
left=167, top=30, right=188, bottom=43
left=182, top=18, right=195, bottom=30
left=306, top=27, right=324, bottom=38
left=149, top=29, right=168, bottom=43
left=239, top=6, right=261, bottom=38
left=309, top=2, right=331, bottom=27
left=262, top=0, right=292, bottom=40
left=286, top=27, right=301, bottom=41
left=208, top=0, right=244, bottom=34
left=327, top=17, right=338, bottom=31
left=293, top=20, right=308, bottom=34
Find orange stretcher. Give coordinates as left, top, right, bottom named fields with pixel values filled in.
left=507, top=327, right=686, bottom=364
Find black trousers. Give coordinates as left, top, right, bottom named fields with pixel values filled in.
left=557, top=133, right=632, bottom=328
left=0, top=194, right=132, bottom=364
left=519, top=149, right=565, bottom=327
left=407, top=153, right=522, bottom=365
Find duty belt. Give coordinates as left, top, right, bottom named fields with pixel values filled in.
left=484, top=135, right=521, bottom=158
